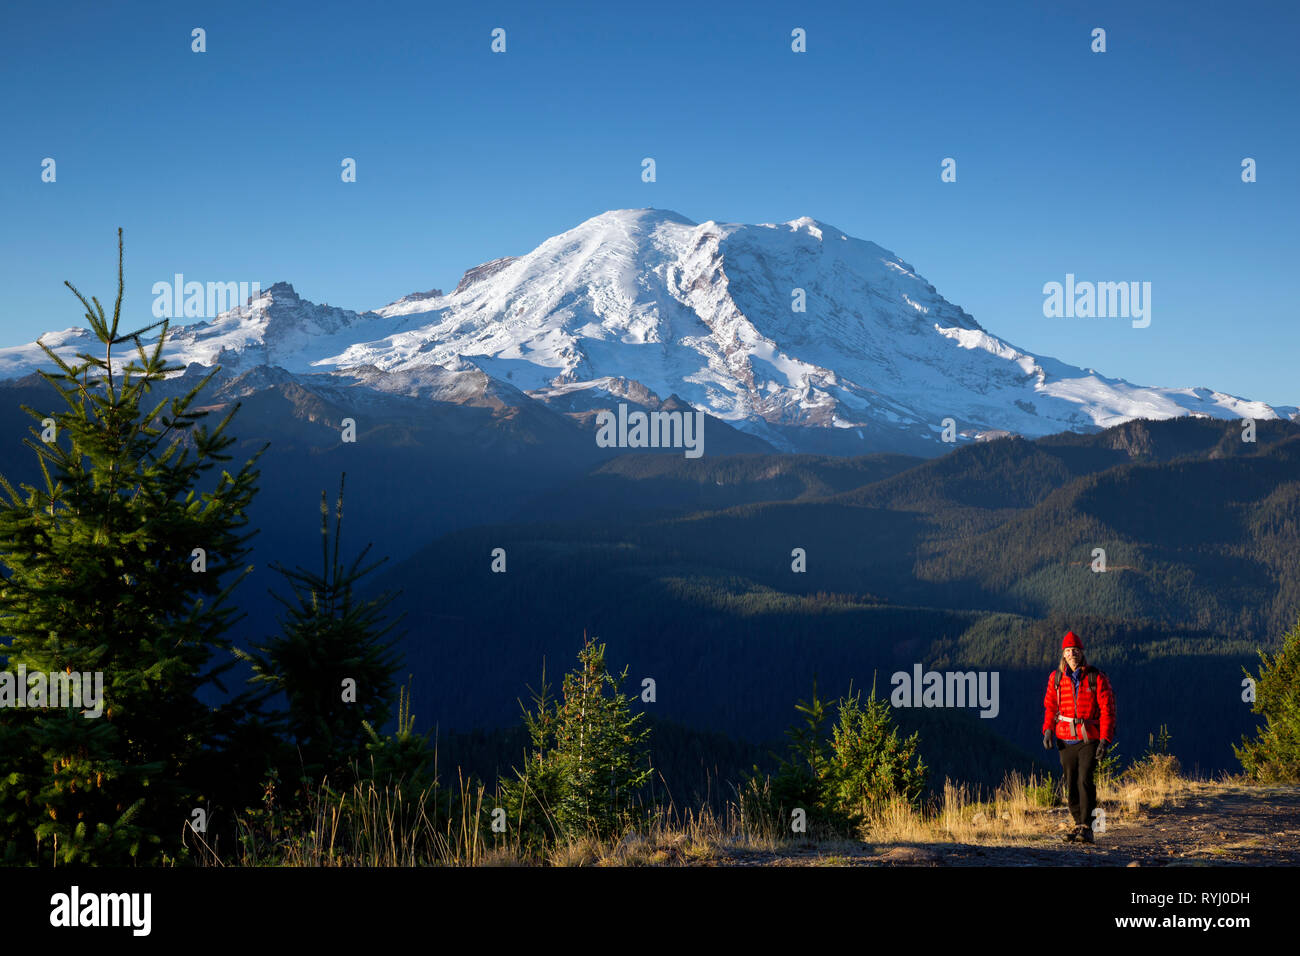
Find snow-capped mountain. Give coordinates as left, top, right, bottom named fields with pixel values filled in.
left=3, top=208, right=1293, bottom=454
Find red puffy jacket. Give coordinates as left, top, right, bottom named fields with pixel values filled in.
left=1042, top=666, right=1115, bottom=743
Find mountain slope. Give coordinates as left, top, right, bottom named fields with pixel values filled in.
left=2, top=209, right=1293, bottom=456
left=372, top=417, right=1300, bottom=774
left=360, top=209, right=1297, bottom=449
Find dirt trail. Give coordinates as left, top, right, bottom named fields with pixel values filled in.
left=710, top=783, right=1300, bottom=866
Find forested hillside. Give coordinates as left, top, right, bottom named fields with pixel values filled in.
left=378, top=417, right=1300, bottom=790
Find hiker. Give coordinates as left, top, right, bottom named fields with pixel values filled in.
left=1041, top=630, right=1116, bottom=844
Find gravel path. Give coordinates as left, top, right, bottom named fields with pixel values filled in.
left=707, top=784, right=1300, bottom=866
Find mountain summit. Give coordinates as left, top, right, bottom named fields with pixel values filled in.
left=2, top=208, right=1293, bottom=454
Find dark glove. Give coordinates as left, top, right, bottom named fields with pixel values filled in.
left=1042, top=728, right=1054, bottom=750
left=1096, top=740, right=1109, bottom=760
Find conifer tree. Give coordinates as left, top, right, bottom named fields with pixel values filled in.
left=553, top=637, right=651, bottom=834
left=503, top=636, right=651, bottom=846
left=823, top=687, right=928, bottom=826
left=240, top=473, right=406, bottom=791
left=0, top=230, right=265, bottom=863
left=771, top=679, right=833, bottom=813
left=500, top=666, right=567, bottom=849
left=1235, top=618, right=1300, bottom=782
left=360, top=681, right=436, bottom=790
left=765, top=680, right=927, bottom=834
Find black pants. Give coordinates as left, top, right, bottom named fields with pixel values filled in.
left=1058, top=739, right=1099, bottom=827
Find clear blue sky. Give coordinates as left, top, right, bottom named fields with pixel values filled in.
left=2, top=0, right=1297, bottom=405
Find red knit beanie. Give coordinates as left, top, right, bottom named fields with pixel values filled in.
left=1062, top=630, right=1082, bottom=650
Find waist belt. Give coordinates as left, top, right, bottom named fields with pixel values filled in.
left=1056, top=714, right=1090, bottom=742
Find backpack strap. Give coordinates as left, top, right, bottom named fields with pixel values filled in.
left=1090, top=669, right=1104, bottom=731
left=1054, top=667, right=1094, bottom=743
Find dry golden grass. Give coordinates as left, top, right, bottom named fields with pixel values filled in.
left=200, top=768, right=499, bottom=867
left=537, top=805, right=731, bottom=867
left=201, top=751, right=1208, bottom=866
left=852, top=758, right=1201, bottom=848
left=859, top=772, right=1056, bottom=845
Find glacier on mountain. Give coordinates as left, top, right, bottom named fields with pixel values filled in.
left=1, top=208, right=1292, bottom=452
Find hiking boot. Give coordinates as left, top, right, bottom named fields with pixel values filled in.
left=1078, top=825, right=1095, bottom=844
left=1063, top=825, right=1081, bottom=843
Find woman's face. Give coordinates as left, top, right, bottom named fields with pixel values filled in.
left=1064, top=647, right=1083, bottom=668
